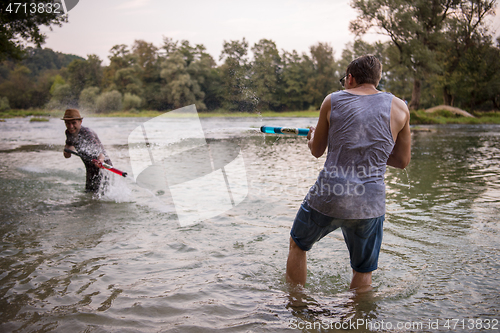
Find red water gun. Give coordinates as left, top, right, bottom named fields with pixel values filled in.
left=64, top=148, right=127, bottom=177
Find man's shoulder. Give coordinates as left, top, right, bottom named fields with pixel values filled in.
left=391, top=96, right=410, bottom=114
left=390, top=95, right=410, bottom=126
left=330, top=90, right=346, bottom=97
left=80, top=126, right=98, bottom=136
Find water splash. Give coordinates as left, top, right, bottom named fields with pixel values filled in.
left=18, top=165, right=49, bottom=174
left=99, top=173, right=133, bottom=203
left=403, top=168, right=411, bottom=189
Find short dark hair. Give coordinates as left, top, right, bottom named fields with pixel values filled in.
left=346, top=55, right=382, bottom=86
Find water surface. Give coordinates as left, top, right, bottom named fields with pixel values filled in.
left=0, top=118, right=499, bottom=332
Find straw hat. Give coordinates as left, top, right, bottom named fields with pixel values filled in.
left=61, top=109, right=83, bottom=120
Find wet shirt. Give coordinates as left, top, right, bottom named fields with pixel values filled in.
left=65, top=126, right=108, bottom=162
left=65, top=126, right=111, bottom=192
left=307, top=91, right=395, bottom=219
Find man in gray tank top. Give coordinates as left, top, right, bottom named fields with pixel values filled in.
left=286, top=55, right=411, bottom=293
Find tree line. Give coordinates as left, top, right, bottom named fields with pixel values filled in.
left=0, top=0, right=499, bottom=113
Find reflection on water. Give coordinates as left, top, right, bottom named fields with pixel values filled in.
left=285, top=289, right=379, bottom=332
left=0, top=118, right=499, bottom=332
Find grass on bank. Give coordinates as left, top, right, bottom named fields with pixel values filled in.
left=0, top=109, right=54, bottom=118
left=29, top=117, right=50, bottom=122
left=410, top=109, right=500, bottom=124
left=2, top=108, right=500, bottom=125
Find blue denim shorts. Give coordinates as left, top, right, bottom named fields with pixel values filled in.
left=290, top=200, right=384, bottom=273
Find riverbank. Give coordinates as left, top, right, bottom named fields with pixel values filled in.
left=2, top=108, right=500, bottom=124
left=0, top=109, right=319, bottom=119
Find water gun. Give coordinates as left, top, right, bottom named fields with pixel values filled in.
left=260, top=126, right=309, bottom=136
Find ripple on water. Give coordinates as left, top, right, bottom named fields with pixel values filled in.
left=1, top=121, right=500, bottom=331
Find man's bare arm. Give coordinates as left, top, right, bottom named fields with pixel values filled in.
left=308, top=95, right=330, bottom=158
left=387, top=98, right=411, bottom=169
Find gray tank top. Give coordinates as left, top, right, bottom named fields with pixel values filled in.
left=307, top=90, right=395, bottom=219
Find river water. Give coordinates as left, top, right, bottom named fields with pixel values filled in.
left=0, top=117, right=499, bottom=332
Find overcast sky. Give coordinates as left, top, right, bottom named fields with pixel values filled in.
left=41, top=0, right=500, bottom=65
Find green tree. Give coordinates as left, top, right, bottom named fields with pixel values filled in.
left=30, top=68, right=56, bottom=107
left=0, top=1, right=67, bottom=60
left=281, top=50, right=314, bottom=110
left=85, top=54, right=103, bottom=88
left=79, top=86, right=100, bottom=111
left=160, top=50, right=205, bottom=110
left=161, top=36, right=178, bottom=56
left=49, top=74, right=65, bottom=95
left=0, top=96, right=9, bottom=111
left=123, top=92, right=142, bottom=110
left=304, top=42, right=338, bottom=108
left=437, top=0, right=497, bottom=107
left=0, top=49, right=93, bottom=109
left=219, top=38, right=253, bottom=111
left=250, top=39, right=282, bottom=111
left=103, top=45, right=143, bottom=97
left=64, top=54, right=103, bottom=103
left=350, top=0, right=497, bottom=110
left=66, top=59, right=87, bottom=97
left=195, top=50, right=222, bottom=111
left=383, top=43, right=413, bottom=102
left=0, top=64, right=33, bottom=108
left=131, top=40, right=164, bottom=110
left=114, top=67, right=143, bottom=96
left=132, top=40, right=159, bottom=84
left=103, top=44, right=136, bottom=90
left=48, top=83, right=74, bottom=109
left=96, top=90, right=122, bottom=113
left=154, top=38, right=217, bottom=111
left=21, top=47, right=83, bottom=77
left=447, top=39, right=500, bottom=110
left=201, top=66, right=224, bottom=111
left=350, top=0, right=453, bottom=109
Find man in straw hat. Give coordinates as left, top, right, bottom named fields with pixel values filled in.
left=62, top=109, right=112, bottom=193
